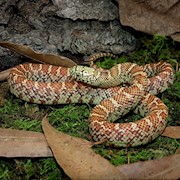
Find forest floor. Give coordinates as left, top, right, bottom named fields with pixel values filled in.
left=0, top=35, right=179, bottom=179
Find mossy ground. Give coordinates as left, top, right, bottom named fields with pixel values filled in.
left=0, top=35, right=179, bottom=179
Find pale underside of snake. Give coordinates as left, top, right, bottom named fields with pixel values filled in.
left=8, top=54, right=175, bottom=147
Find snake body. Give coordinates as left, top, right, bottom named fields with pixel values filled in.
left=8, top=55, right=174, bottom=147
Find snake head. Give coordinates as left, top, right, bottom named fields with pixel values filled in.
left=69, top=65, right=96, bottom=84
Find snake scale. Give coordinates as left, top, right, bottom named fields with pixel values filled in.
left=8, top=53, right=175, bottom=147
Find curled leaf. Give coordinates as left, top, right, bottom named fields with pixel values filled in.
left=42, top=116, right=127, bottom=179
left=0, top=68, right=12, bottom=81
left=0, top=41, right=77, bottom=67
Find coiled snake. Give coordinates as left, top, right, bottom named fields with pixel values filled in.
left=8, top=53, right=174, bottom=147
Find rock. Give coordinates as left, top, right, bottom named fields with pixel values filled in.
left=52, top=0, right=119, bottom=21
left=0, top=0, right=138, bottom=68
left=0, top=0, right=18, bottom=25
left=0, top=47, right=23, bottom=71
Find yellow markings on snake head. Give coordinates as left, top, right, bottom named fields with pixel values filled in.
left=71, top=65, right=95, bottom=74
left=69, top=65, right=96, bottom=84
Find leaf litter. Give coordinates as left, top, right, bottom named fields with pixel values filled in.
left=42, top=116, right=127, bottom=179
left=0, top=40, right=179, bottom=179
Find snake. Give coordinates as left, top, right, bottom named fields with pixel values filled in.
left=8, top=53, right=175, bottom=147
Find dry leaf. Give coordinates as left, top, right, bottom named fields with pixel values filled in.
left=0, top=128, right=52, bottom=157
left=161, top=126, right=180, bottom=139
left=117, top=0, right=180, bottom=42
left=171, top=33, right=180, bottom=42
left=0, top=68, right=12, bottom=81
left=0, top=41, right=77, bottom=67
left=42, top=116, right=127, bottom=180
left=175, top=149, right=180, bottom=154
left=117, top=153, right=180, bottom=179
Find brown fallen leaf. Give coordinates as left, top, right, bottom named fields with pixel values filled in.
left=175, top=148, right=180, bottom=154
left=42, top=116, right=127, bottom=180
left=0, top=128, right=52, bottom=157
left=0, top=41, right=77, bottom=67
left=0, top=68, right=12, bottom=81
left=117, top=0, right=180, bottom=42
left=161, top=126, right=180, bottom=139
left=117, top=151, right=180, bottom=179
left=171, top=33, right=180, bottom=43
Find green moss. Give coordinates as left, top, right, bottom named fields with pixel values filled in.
left=93, top=136, right=180, bottom=166
left=0, top=35, right=179, bottom=178
left=95, top=35, right=179, bottom=68
left=0, top=158, right=64, bottom=180
left=0, top=99, right=43, bottom=131
left=48, top=104, right=91, bottom=137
